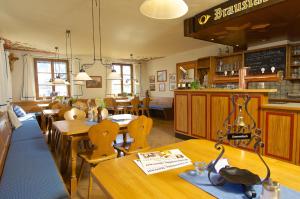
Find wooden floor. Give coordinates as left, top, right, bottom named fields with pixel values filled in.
left=54, top=119, right=182, bottom=199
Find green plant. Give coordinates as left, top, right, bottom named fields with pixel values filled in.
left=191, top=81, right=199, bottom=89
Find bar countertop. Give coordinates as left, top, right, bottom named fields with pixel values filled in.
left=262, top=103, right=300, bottom=111
left=174, top=88, right=277, bottom=93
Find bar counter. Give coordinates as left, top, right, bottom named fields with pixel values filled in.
left=174, top=88, right=300, bottom=165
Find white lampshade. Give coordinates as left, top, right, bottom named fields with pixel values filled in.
left=73, top=80, right=85, bottom=85
left=74, top=69, right=92, bottom=81
left=107, top=71, right=122, bottom=80
left=140, top=0, right=188, bottom=19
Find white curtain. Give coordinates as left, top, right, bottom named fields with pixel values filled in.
left=0, top=39, right=10, bottom=105
left=21, top=54, right=36, bottom=100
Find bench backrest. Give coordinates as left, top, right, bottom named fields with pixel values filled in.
left=0, top=111, right=12, bottom=178
left=149, top=97, right=174, bottom=107
left=12, top=101, right=51, bottom=113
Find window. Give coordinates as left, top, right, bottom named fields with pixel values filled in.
left=111, top=63, right=133, bottom=95
left=34, top=58, right=70, bottom=99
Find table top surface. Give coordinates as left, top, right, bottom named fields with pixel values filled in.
left=92, top=139, right=300, bottom=199
left=37, top=103, right=50, bottom=108
left=42, top=109, right=59, bottom=115
left=115, top=99, right=131, bottom=103
left=53, top=114, right=137, bottom=135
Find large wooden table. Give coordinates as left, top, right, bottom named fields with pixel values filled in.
left=52, top=114, right=137, bottom=196
left=92, top=139, right=300, bottom=199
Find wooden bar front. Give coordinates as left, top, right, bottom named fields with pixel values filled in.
left=173, top=89, right=300, bottom=165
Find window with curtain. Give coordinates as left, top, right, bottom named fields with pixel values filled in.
left=34, top=58, right=70, bottom=98
left=111, top=63, right=133, bottom=95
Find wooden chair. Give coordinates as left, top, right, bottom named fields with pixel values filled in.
left=126, top=97, right=140, bottom=115
left=114, top=115, right=153, bottom=156
left=48, top=105, right=71, bottom=151
left=139, top=97, right=150, bottom=117
left=104, top=98, right=125, bottom=114
left=72, top=100, right=88, bottom=113
left=64, top=108, right=86, bottom=120
left=78, top=120, right=120, bottom=199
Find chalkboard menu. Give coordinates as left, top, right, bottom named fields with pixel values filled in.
left=244, top=47, right=286, bottom=75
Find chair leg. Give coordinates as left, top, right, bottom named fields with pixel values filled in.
left=78, top=159, right=85, bottom=182
left=88, top=166, right=93, bottom=199
left=147, top=109, right=150, bottom=117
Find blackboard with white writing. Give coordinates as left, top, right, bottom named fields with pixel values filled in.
left=244, top=47, right=286, bottom=75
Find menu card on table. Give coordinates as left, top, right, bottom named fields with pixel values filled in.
left=134, top=149, right=192, bottom=175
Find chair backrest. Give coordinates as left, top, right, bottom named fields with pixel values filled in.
left=142, top=97, right=150, bottom=109
left=64, top=108, right=86, bottom=120
left=104, top=98, right=115, bottom=108
left=131, top=98, right=140, bottom=109
left=49, top=101, right=60, bottom=109
left=127, top=115, right=153, bottom=152
left=57, top=105, right=71, bottom=120
left=101, top=108, right=109, bottom=119
left=72, top=101, right=88, bottom=112
left=88, top=120, right=119, bottom=158
left=51, top=102, right=64, bottom=110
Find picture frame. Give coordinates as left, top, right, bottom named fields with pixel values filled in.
left=149, top=84, right=155, bottom=91
left=157, top=70, right=167, bottom=82
left=169, top=73, right=176, bottom=83
left=86, top=76, right=102, bottom=88
left=169, top=82, right=176, bottom=91
left=159, top=83, right=165, bottom=91
left=149, top=75, right=155, bottom=84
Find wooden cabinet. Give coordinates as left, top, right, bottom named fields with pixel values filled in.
left=191, top=94, right=207, bottom=138
left=264, top=110, right=297, bottom=163
left=209, top=94, right=231, bottom=141
left=174, top=93, right=189, bottom=134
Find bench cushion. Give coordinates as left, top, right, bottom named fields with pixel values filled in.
left=0, top=139, right=69, bottom=199
left=11, top=115, right=44, bottom=143
left=149, top=105, right=172, bottom=110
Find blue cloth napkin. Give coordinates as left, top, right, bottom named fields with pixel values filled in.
left=179, top=170, right=300, bottom=199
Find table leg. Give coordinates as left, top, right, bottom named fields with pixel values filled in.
left=70, top=137, right=79, bottom=196
left=41, top=113, right=46, bottom=132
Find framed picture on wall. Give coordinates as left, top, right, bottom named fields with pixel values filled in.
left=149, top=84, right=155, bottom=91
left=149, top=75, right=155, bottom=83
left=86, top=76, right=102, bottom=88
left=169, top=73, right=176, bottom=83
left=157, top=70, right=167, bottom=82
left=169, top=82, right=176, bottom=91
left=159, top=83, right=165, bottom=91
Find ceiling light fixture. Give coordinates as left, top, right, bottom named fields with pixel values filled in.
left=140, top=0, right=188, bottom=19
left=77, top=0, right=112, bottom=79
left=50, top=47, right=71, bottom=85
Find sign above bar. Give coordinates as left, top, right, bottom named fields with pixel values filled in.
left=194, top=0, right=285, bottom=31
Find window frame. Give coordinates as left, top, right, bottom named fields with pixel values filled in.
left=34, top=58, right=71, bottom=99
left=112, top=63, right=133, bottom=95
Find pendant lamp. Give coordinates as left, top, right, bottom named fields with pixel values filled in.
left=140, top=0, right=188, bottom=19
left=74, top=68, right=93, bottom=81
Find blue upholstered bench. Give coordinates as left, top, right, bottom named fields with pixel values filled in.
left=0, top=114, right=69, bottom=199
left=149, top=97, right=174, bottom=119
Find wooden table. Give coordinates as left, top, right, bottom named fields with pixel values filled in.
left=37, top=103, right=50, bottom=109
left=41, top=109, right=59, bottom=132
left=92, top=139, right=300, bottom=199
left=52, top=114, right=137, bottom=196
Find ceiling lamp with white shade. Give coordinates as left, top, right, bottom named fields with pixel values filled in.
left=50, top=47, right=71, bottom=85
left=74, top=68, right=93, bottom=81
left=140, top=0, right=188, bottom=19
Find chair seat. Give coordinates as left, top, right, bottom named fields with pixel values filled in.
left=114, top=143, right=150, bottom=155
left=78, top=152, right=117, bottom=164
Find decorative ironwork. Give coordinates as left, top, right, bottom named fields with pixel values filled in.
left=208, top=94, right=270, bottom=188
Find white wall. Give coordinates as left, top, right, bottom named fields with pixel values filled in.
left=143, top=44, right=225, bottom=97
left=10, top=50, right=141, bottom=101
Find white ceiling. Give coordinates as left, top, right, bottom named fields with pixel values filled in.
left=0, top=0, right=226, bottom=59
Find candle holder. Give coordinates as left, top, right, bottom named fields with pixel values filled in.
left=208, top=94, right=270, bottom=198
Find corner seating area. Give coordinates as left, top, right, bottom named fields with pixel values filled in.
left=0, top=111, right=69, bottom=199
left=149, top=97, right=174, bottom=119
